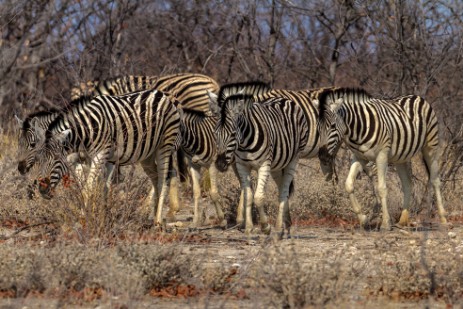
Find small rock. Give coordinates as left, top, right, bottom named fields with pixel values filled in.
left=448, top=231, right=457, bottom=239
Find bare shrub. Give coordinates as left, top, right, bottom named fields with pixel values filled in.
left=365, top=235, right=463, bottom=305
left=250, top=242, right=361, bottom=308
left=117, top=244, right=193, bottom=293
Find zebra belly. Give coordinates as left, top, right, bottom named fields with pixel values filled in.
left=235, top=150, right=295, bottom=171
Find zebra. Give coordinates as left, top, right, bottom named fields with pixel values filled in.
left=210, top=84, right=341, bottom=227
left=70, top=73, right=219, bottom=112
left=208, top=83, right=309, bottom=236
left=255, top=87, right=341, bottom=182
left=316, top=87, right=447, bottom=230
left=17, top=73, right=219, bottom=217
left=18, top=73, right=219, bottom=174
left=177, top=108, right=225, bottom=227
left=32, top=89, right=180, bottom=226
left=174, top=82, right=273, bottom=228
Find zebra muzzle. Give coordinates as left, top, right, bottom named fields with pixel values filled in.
left=38, top=177, right=54, bottom=199
left=215, top=153, right=230, bottom=172
left=18, top=160, right=30, bottom=175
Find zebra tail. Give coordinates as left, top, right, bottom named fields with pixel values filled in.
left=289, top=180, right=295, bottom=198
left=177, top=149, right=189, bottom=183
left=422, top=157, right=431, bottom=181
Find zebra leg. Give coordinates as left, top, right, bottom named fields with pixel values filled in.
left=154, top=147, right=173, bottom=227
left=271, top=171, right=284, bottom=230
left=190, top=163, right=205, bottom=228
left=396, top=162, right=413, bottom=226
left=232, top=163, right=245, bottom=228
left=235, top=163, right=254, bottom=234
left=83, top=152, right=108, bottom=207
left=254, top=163, right=272, bottom=235
left=345, top=158, right=368, bottom=228
left=422, top=146, right=447, bottom=225
left=167, top=152, right=180, bottom=221
left=103, top=162, right=115, bottom=198
left=376, top=149, right=391, bottom=231
left=209, top=163, right=226, bottom=228
left=278, top=160, right=298, bottom=237
left=140, top=156, right=161, bottom=224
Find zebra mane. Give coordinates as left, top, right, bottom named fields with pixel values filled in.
left=68, top=95, right=93, bottom=108
left=219, top=93, right=255, bottom=125
left=317, top=87, right=372, bottom=119
left=96, top=75, right=153, bottom=88
left=217, top=81, right=271, bottom=107
left=22, top=110, right=58, bottom=130
left=44, top=95, right=93, bottom=139
left=180, top=107, right=209, bottom=118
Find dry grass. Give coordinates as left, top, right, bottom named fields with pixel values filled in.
left=1, top=130, right=463, bottom=308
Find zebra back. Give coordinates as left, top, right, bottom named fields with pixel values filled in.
left=71, top=73, right=219, bottom=112
left=316, top=87, right=440, bottom=161
left=216, top=81, right=271, bottom=108
left=44, top=89, right=180, bottom=167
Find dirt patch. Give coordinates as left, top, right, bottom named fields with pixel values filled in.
left=1, top=213, right=462, bottom=308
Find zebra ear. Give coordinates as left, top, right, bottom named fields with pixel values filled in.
left=207, top=91, right=220, bottom=116
left=312, top=99, right=319, bottom=109
left=229, top=99, right=246, bottom=116
left=32, top=118, right=46, bottom=139
left=329, top=97, right=344, bottom=113
left=177, top=107, right=185, bottom=120
left=15, top=115, right=24, bottom=128
left=54, top=129, right=72, bottom=144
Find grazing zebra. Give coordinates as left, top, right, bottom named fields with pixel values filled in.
left=316, top=87, right=447, bottom=230
left=209, top=83, right=309, bottom=236
left=18, top=73, right=218, bottom=174
left=17, top=73, right=219, bottom=217
left=33, top=89, right=180, bottom=226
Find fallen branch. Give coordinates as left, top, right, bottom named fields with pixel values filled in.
left=0, top=221, right=56, bottom=240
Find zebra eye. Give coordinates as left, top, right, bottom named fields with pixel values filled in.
left=30, top=142, right=36, bottom=148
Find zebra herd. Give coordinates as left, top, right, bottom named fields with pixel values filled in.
left=15, top=73, right=448, bottom=235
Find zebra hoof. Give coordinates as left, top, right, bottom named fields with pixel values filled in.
left=358, top=214, right=368, bottom=229
left=261, top=223, right=271, bottom=235
left=166, top=211, right=177, bottom=223
left=380, top=222, right=392, bottom=231
left=236, top=221, right=245, bottom=231
left=218, top=219, right=228, bottom=229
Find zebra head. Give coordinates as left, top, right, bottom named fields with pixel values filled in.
left=16, top=115, right=47, bottom=175
left=315, top=91, right=346, bottom=181
left=209, top=91, right=247, bottom=172
left=34, top=129, right=72, bottom=199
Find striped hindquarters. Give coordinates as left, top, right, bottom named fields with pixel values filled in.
left=251, top=96, right=309, bottom=170
left=179, top=108, right=217, bottom=165
left=256, top=89, right=320, bottom=158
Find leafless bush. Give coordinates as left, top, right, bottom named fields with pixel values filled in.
left=250, top=242, right=362, bottom=308
left=117, top=244, right=193, bottom=293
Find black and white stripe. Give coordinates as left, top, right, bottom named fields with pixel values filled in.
left=317, top=87, right=447, bottom=230
left=71, top=73, right=219, bottom=112
left=34, top=89, right=180, bottom=225
left=177, top=108, right=226, bottom=227
left=18, top=73, right=219, bottom=220
left=209, top=83, right=309, bottom=236
left=255, top=87, right=341, bottom=182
